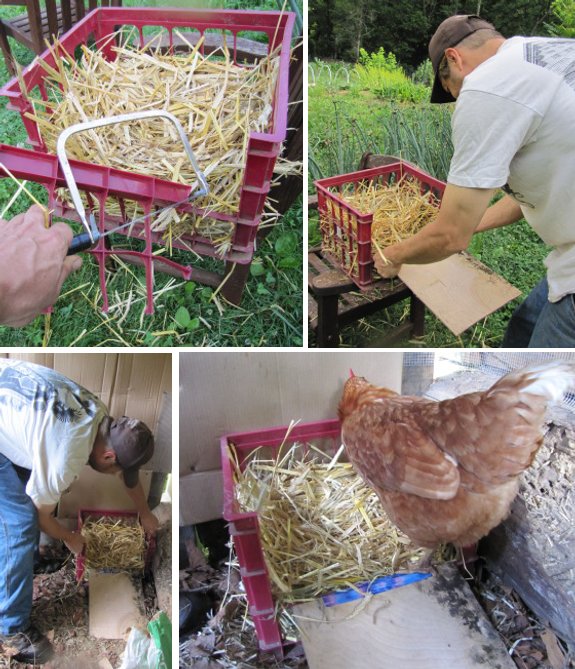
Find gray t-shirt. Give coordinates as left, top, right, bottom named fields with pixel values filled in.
left=448, top=36, right=575, bottom=302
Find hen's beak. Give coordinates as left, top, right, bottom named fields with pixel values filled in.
left=349, top=369, right=355, bottom=378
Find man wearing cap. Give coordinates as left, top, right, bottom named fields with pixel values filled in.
left=374, top=15, right=575, bottom=347
left=0, top=358, right=159, bottom=664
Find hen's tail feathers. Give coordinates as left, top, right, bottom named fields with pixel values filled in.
left=498, top=361, right=575, bottom=403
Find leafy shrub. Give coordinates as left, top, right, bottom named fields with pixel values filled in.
left=353, top=47, right=429, bottom=103
left=412, top=59, right=434, bottom=88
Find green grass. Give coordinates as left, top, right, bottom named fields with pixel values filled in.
left=308, top=62, right=549, bottom=348
left=0, top=1, right=302, bottom=347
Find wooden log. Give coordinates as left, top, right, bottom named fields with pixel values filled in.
left=481, top=423, right=575, bottom=645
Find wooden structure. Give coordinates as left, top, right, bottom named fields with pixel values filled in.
left=0, top=0, right=121, bottom=74
left=309, top=246, right=425, bottom=347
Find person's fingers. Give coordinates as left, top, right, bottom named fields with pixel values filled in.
left=52, top=255, right=82, bottom=298
left=44, top=221, right=74, bottom=253
left=3, top=210, right=26, bottom=226
left=20, top=204, right=48, bottom=228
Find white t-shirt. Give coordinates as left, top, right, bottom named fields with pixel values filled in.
left=0, top=360, right=107, bottom=507
left=448, top=36, right=575, bottom=302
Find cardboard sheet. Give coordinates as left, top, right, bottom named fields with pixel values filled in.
left=88, top=572, right=145, bottom=639
left=292, top=565, right=515, bottom=669
left=179, top=352, right=403, bottom=476
left=180, top=470, right=224, bottom=525
left=399, top=252, right=521, bottom=336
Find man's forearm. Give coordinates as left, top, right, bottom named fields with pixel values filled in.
left=475, top=193, right=523, bottom=232
left=384, top=184, right=495, bottom=266
left=37, top=506, right=75, bottom=543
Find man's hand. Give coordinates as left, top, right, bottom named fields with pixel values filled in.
left=139, top=510, right=159, bottom=536
left=0, top=205, right=82, bottom=327
left=63, top=531, right=86, bottom=556
left=373, top=249, right=401, bottom=279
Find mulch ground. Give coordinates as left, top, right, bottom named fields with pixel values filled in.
left=180, top=546, right=574, bottom=669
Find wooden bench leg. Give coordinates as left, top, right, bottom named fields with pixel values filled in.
left=410, top=294, right=425, bottom=338
left=0, top=22, right=16, bottom=77
left=316, top=294, right=340, bottom=347
left=220, top=261, right=251, bottom=306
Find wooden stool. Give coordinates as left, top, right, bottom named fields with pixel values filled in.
left=309, top=248, right=425, bottom=347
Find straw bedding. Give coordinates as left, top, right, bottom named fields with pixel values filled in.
left=232, top=441, right=431, bottom=604
left=21, top=31, right=282, bottom=253
left=321, top=177, right=439, bottom=273
left=81, top=515, right=145, bottom=571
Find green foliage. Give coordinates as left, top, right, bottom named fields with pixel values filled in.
left=310, top=0, right=559, bottom=70
left=358, top=46, right=398, bottom=72
left=412, top=59, right=434, bottom=88
left=353, top=47, right=429, bottom=103
left=545, top=0, right=575, bottom=36
left=308, top=77, right=452, bottom=184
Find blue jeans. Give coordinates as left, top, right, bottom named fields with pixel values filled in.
left=0, top=453, right=37, bottom=635
left=502, top=278, right=575, bottom=348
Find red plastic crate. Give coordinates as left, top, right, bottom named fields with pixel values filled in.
left=0, top=7, right=295, bottom=308
left=75, top=508, right=156, bottom=581
left=315, top=162, right=446, bottom=288
left=221, top=419, right=341, bottom=655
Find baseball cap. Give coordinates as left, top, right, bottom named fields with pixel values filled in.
left=108, top=417, right=154, bottom=488
left=429, top=14, right=496, bottom=103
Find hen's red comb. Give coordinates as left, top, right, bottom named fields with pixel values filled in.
left=349, top=369, right=355, bottom=378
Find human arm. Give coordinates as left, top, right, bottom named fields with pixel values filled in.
left=374, top=184, right=495, bottom=278
left=36, top=504, right=86, bottom=555
left=474, top=193, right=523, bottom=232
left=0, top=205, right=82, bottom=327
left=122, top=478, right=159, bottom=535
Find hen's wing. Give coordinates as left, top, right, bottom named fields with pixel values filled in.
left=414, top=362, right=575, bottom=488
left=342, top=401, right=460, bottom=501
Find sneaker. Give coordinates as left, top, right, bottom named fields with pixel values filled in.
left=0, top=624, right=54, bottom=664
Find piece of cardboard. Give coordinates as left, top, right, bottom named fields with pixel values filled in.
left=179, top=470, right=224, bottom=525
left=58, top=467, right=152, bottom=519
left=109, top=353, right=171, bottom=430
left=292, top=565, right=515, bottom=669
left=399, top=252, right=521, bottom=336
left=179, top=352, right=403, bottom=475
left=149, top=391, right=172, bottom=474
left=53, top=353, right=117, bottom=407
left=88, top=572, right=145, bottom=639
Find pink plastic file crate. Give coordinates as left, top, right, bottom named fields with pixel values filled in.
left=75, top=508, right=156, bottom=581
left=315, top=162, right=446, bottom=288
left=0, top=7, right=295, bottom=308
left=221, top=419, right=341, bottom=655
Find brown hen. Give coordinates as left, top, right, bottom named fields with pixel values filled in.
left=338, top=363, right=574, bottom=550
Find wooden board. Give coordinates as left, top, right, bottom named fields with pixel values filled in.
left=481, top=424, right=575, bottom=645
left=399, top=252, right=521, bottom=335
left=292, top=564, right=515, bottom=669
left=88, top=572, right=146, bottom=640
